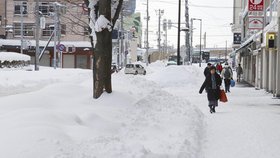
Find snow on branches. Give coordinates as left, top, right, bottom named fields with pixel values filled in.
left=87, top=0, right=121, bottom=46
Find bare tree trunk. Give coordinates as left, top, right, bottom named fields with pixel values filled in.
left=93, top=0, right=112, bottom=98
left=84, top=0, right=123, bottom=99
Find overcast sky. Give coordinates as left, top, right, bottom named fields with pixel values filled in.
left=136, top=0, right=233, bottom=49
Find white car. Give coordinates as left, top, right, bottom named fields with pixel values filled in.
left=166, top=61, right=177, bottom=66
left=124, top=64, right=146, bottom=75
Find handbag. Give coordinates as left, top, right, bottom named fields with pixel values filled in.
left=220, top=90, right=228, bottom=103
left=230, top=79, right=235, bottom=87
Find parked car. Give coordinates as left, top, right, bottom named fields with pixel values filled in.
left=166, top=61, right=177, bottom=66
left=124, top=64, right=146, bottom=75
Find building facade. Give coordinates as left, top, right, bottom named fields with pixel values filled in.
left=0, top=0, right=92, bottom=69
left=233, top=0, right=280, bottom=97
left=0, top=0, right=7, bottom=38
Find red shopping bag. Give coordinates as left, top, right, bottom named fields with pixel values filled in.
left=220, top=90, right=228, bottom=103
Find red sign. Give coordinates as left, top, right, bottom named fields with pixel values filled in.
left=249, top=0, right=264, bottom=11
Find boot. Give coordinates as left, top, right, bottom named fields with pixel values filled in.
left=212, top=106, right=216, bottom=113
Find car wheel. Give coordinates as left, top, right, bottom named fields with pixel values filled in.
left=143, top=71, right=146, bottom=75
left=134, top=71, right=138, bottom=75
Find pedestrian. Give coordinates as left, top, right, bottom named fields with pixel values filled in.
left=221, top=63, right=233, bottom=93
left=216, top=62, right=223, bottom=74
left=199, top=66, right=222, bottom=113
left=236, top=64, right=243, bottom=82
left=204, top=63, right=212, bottom=77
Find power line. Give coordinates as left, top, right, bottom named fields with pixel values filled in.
left=188, top=3, right=239, bottom=9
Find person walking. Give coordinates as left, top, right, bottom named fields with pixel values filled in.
left=236, top=64, right=243, bottom=82
left=221, top=63, right=233, bottom=93
left=199, top=66, right=222, bottom=113
left=216, top=62, right=223, bottom=74
left=204, top=63, right=212, bottom=77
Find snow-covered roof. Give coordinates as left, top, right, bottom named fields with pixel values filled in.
left=0, top=52, right=31, bottom=62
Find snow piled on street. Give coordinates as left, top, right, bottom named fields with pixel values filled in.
left=0, top=63, right=204, bottom=158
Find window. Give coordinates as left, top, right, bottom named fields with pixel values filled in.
left=61, top=24, right=66, bottom=35
left=0, top=16, right=2, bottom=25
left=84, top=26, right=89, bottom=36
left=126, top=64, right=134, bottom=68
left=42, top=24, right=66, bottom=37
left=14, top=1, right=28, bottom=15
left=39, top=3, right=54, bottom=16
left=42, top=24, right=54, bottom=36
left=14, top=23, right=34, bottom=37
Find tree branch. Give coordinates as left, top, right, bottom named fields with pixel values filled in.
left=112, top=0, right=123, bottom=28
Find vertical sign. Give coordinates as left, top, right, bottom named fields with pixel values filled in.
left=233, top=33, right=241, bottom=44
left=248, top=0, right=264, bottom=11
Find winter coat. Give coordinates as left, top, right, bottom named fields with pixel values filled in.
left=216, top=64, right=223, bottom=72
left=204, top=67, right=210, bottom=77
left=221, top=67, right=233, bottom=79
left=236, top=66, right=243, bottom=75
left=199, top=73, right=222, bottom=101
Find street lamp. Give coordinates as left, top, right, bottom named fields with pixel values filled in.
left=191, top=18, right=202, bottom=67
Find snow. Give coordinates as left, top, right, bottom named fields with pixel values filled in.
left=0, top=62, right=280, bottom=158
left=94, top=15, right=112, bottom=32
left=0, top=65, right=204, bottom=158
left=0, top=52, right=31, bottom=62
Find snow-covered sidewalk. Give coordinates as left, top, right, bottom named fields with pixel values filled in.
left=148, top=64, right=280, bottom=158
left=0, top=65, right=204, bottom=158
left=0, top=63, right=280, bottom=158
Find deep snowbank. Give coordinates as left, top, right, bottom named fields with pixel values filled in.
left=0, top=65, right=204, bottom=158
left=0, top=52, right=31, bottom=62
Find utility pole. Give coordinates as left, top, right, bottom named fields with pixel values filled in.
left=163, top=19, right=168, bottom=54
left=35, top=0, right=39, bottom=70
left=120, top=9, right=124, bottom=67
left=199, top=19, right=202, bottom=67
left=276, top=15, right=280, bottom=97
left=20, top=2, right=24, bottom=54
left=117, top=22, right=120, bottom=68
left=156, top=9, right=164, bottom=55
left=4, top=0, right=7, bottom=38
left=177, top=0, right=181, bottom=65
left=190, top=18, right=193, bottom=63
left=53, top=3, right=58, bottom=69
left=185, top=0, right=190, bottom=62
left=145, top=0, right=149, bottom=66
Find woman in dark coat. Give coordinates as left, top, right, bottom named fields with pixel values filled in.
left=199, top=66, right=222, bottom=113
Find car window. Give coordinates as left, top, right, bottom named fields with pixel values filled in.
left=135, top=65, right=140, bottom=68
left=126, top=64, right=134, bottom=68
